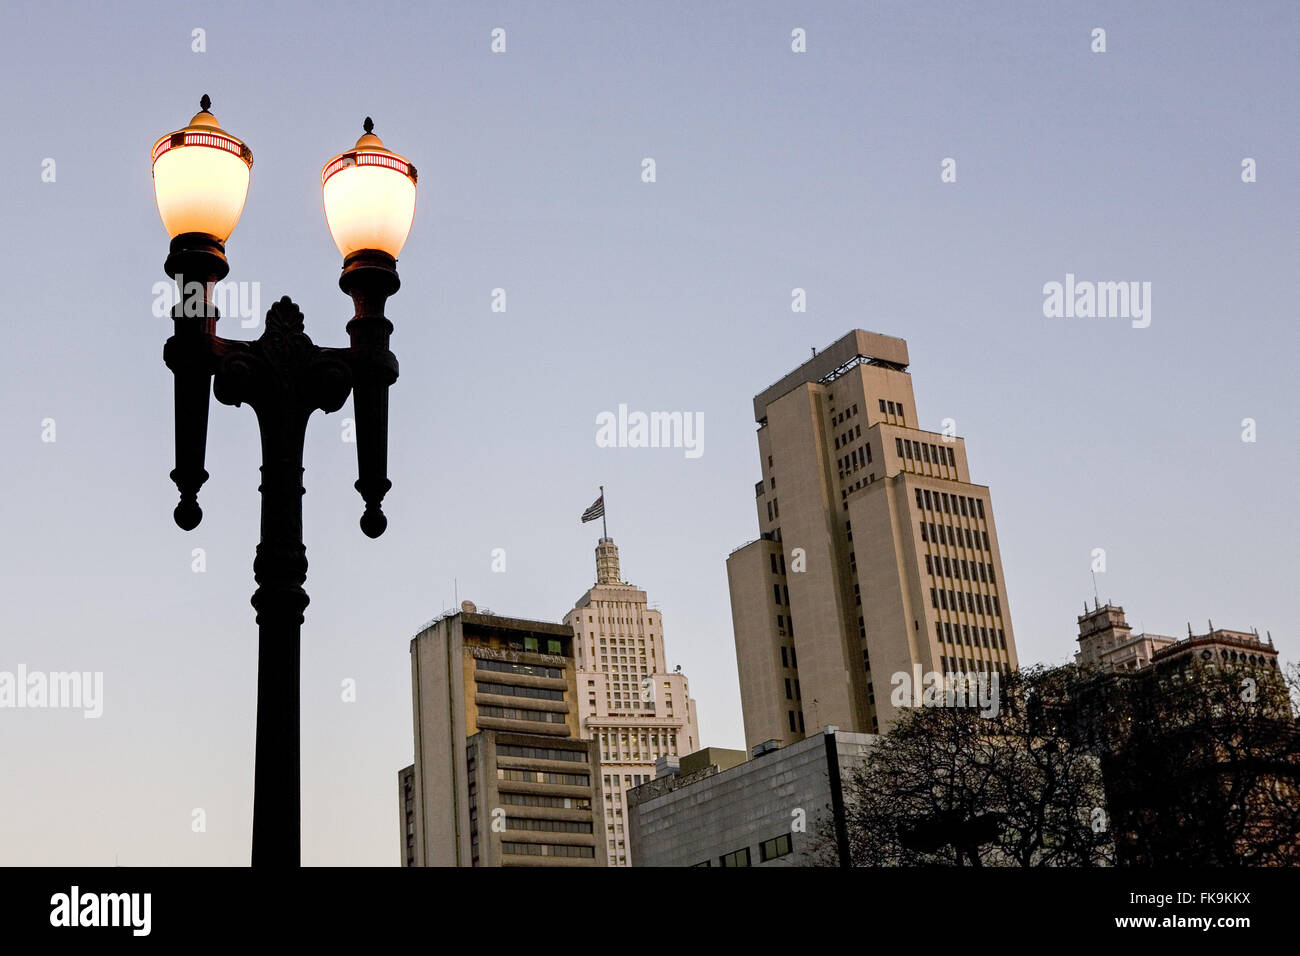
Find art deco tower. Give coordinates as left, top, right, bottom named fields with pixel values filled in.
left=564, top=537, right=700, bottom=866
left=727, top=331, right=1018, bottom=752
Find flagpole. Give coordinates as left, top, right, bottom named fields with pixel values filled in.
left=600, top=485, right=608, bottom=538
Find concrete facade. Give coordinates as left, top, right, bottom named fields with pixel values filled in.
left=728, top=331, right=1018, bottom=752
left=627, top=730, right=877, bottom=867
left=401, top=609, right=607, bottom=866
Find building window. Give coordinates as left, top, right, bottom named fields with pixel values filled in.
left=760, top=834, right=793, bottom=862
left=720, top=848, right=752, bottom=867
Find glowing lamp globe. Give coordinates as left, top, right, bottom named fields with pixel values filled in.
left=321, top=119, right=417, bottom=260
left=151, top=95, right=253, bottom=242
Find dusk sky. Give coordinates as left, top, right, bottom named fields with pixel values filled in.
left=1, top=0, right=1296, bottom=865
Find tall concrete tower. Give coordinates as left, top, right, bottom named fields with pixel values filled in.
left=727, top=330, right=1018, bottom=752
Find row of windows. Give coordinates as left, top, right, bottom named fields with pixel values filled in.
left=838, top=442, right=873, bottom=472
left=769, top=553, right=787, bottom=575
left=784, top=677, right=802, bottom=701
left=834, top=423, right=862, bottom=449
left=787, top=709, right=805, bottom=733
left=916, top=488, right=984, bottom=519
left=695, top=834, right=798, bottom=865
left=922, top=522, right=992, bottom=555
left=840, top=474, right=876, bottom=504
left=878, top=399, right=905, bottom=422
left=518, top=636, right=564, bottom=655
left=500, top=793, right=591, bottom=810
left=497, top=744, right=586, bottom=763
left=927, top=554, right=995, bottom=583
left=604, top=773, right=651, bottom=790
left=942, top=656, right=1010, bottom=675
left=766, top=498, right=781, bottom=522
left=776, top=613, right=795, bottom=637
left=506, top=817, right=593, bottom=834
left=780, top=645, right=799, bottom=668
left=936, top=620, right=1008, bottom=651
left=478, top=705, right=566, bottom=724
left=598, top=730, right=679, bottom=760
left=501, top=842, right=595, bottom=858
left=831, top=403, right=859, bottom=427
left=897, top=436, right=955, bottom=467
left=477, top=681, right=566, bottom=701
left=498, top=769, right=590, bottom=786
left=476, top=659, right=564, bottom=680
left=931, top=587, right=1002, bottom=619
left=773, top=584, right=790, bottom=606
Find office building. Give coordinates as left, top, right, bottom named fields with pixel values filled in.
left=399, top=606, right=607, bottom=867
left=727, top=330, right=1018, bottom=751
left=1076, top=600, right=1280, bottom=676
left=563, top=536, right=700, bottom=865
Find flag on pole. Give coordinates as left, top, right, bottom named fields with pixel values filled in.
left=581, top=494, right=605, bottom=523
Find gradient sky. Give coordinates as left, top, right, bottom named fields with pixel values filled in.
left=1, top=0, right=1296, bottom=865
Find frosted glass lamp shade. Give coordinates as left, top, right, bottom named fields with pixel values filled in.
left=322, top=119, right=417, bottom=260
left=151, top=97, right=253, bottom=241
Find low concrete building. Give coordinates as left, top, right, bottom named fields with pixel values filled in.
left=627, top=729, right=877, bottom=867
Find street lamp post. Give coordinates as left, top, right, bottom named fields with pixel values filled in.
left=152, top=96, right=417, bottom=867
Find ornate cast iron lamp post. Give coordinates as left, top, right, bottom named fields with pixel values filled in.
left=151, top=96, right=417, bottom=867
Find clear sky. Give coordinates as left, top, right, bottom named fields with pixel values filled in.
left=0, top=0, right=1296, bottom=865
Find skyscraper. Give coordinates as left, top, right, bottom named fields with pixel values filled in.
left=563, top=537, right=700, bottom=866
left=727, top=330, right=1018, bottom=752
left=399, top=607, right=607, bottom=866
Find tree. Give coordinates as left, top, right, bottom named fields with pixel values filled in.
left=828, top=665, right=1114, bottom=866
left=1080, top=654, right=1300, bottom=866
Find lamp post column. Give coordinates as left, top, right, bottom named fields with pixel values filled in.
left=248, top=407, right=309, bottom=868
left=212, top=297, right=352, bottom=867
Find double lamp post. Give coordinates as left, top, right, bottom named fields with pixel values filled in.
left=150, top=96, right=418, bottom=866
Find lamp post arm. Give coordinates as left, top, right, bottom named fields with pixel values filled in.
left=338, top=251, right=401, bottom=538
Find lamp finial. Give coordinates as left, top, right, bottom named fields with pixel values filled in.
left=200, top=94, right=212, bottom=112
left=363, top=116, right=374, bottom=134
